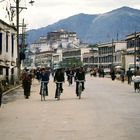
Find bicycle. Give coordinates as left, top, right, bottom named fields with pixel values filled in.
left=68, top=74, right=73, bottom=86
left=55, top=82, right=63, bottom=100
left=40, top=81, right=48, bottom=101
left=76, top=80, right=85, bottom=99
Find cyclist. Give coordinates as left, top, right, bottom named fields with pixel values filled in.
left=75, top=67, right=85, bottom=96
left=66, top=67, right=75, bottom=85
left=40, top=68, right=50, bottom=96
left=54, top=68, right=65, bottom=99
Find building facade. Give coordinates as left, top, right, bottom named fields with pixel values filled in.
left=0, top=19, right=17, bottom=84
left=95, top=41, right=127, bottom=68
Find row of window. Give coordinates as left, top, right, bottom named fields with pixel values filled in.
left=0, top=32, right=15, bottom=57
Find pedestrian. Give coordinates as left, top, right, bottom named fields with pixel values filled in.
left=21, top=68, right=32, bottom=99
left=133, top=66, right=140, bottom=92
left=0, top=82, right=3, bottom=108
left=75, top=67, right=85, bottom=96
left=39, top=68, right=50, bottom=96
left=54, top=68, right=65, bottom=99
left=110, top=67, right=116, bottom=81
left=126, top=68, right=133, bottom=84
left=120, top=69, right=125, bottom=82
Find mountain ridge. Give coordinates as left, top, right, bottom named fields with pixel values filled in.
left=26, top=6, right=140, bottom=44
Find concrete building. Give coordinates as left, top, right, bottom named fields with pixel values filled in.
left=62, top=47, right=90, bottom=67
left=96, top=41, right=127, bottom=68
left=0, top=19, right=17, bottom=84
left=125, top=32, right=140, bottom=71
left=35, top=51, right=53, bottom=68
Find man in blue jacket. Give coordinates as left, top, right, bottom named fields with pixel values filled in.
left=40, top=68, right=50, bottom=96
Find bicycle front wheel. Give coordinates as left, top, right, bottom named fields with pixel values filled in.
left=57, top=89, right=61, bottom=100
left=78, top=84, right=82, bottom=99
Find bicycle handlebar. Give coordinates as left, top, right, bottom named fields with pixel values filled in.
left=55, top=81, right=64, bottom=84
left=75, top=80, right=85, bottom=82
left=41, top=81, right=49, bottom=83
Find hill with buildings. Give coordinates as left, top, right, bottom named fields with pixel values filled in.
left=26, top=6, right=140, bottom=45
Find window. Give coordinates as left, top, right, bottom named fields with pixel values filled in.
left=6, top=32, right=8, bottom=52
left=0, top=33, right=2, bottom=54
left=11, top=34, right=14, bottom=57
left=0, top=67, right=3, bottom=75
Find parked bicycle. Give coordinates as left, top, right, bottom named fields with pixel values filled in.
left=40, top=81, right=48, bottom=101
left=76, top=80, right=85, bottom=99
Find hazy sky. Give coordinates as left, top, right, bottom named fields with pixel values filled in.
left=0, top=0, right=140, bottom=30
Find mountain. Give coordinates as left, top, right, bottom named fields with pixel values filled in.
left=26, top=6, right=140, bottom=44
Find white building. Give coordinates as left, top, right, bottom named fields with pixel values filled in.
left=96, top=41, right=127, bottom=68
left=0, top=19, right=17, bottom=84
left=30, top=36, right=51, bottom=53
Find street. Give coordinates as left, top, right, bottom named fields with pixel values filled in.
left=0, top=74, right=140, bottom=140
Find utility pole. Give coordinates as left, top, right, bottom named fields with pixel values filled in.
left=16, top=0, right=20, bottom=79
left=11, top=0, right=35, bottom=81
left=134, top=32, right=137, bottom=71
left=111, top=39, right=114, bottom=67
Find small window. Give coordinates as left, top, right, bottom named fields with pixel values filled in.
left=6, top=33, right=8, bottom=52
left=0, top=33, right=2, bottom=54
left=0, top=67, right=3, bottom=75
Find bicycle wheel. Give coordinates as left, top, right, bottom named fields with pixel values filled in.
left=78, top=83, right=82, bottom=99
left=57, top=87, right=60, bottom=100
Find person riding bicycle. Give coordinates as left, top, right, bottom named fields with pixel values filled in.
left=54, top=68, right=65, bottom=98
left=75, top=67, right=85, bottom=96
left=40, top=68, right=50, bottom=96
left=66, top=67, right=75, bottom=85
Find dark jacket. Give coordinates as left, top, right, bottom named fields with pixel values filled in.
left=54, top=70, right=65, bottom=82
left=40, top=71, right=50, bottom=82
left=75, top=71, right=85, bottom=81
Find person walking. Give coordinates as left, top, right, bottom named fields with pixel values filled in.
left=120, top=69, right=125, bottom=83
left=54, top=68, right=65, bottom=99
left=126, top=68, right=133, bottom=84
left=133, top=66, right=140, bottom=92
left=110, top=67, right=116, bottom=81
left=21, top=68, right=32, bottom=99
left=0, top=82, right=3, bottom=107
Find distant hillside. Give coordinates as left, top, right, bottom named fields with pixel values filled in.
left=26, top=6, right=140, bottom=44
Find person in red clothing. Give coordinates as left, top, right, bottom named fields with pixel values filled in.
left=21, top=68, right=32, bottom=99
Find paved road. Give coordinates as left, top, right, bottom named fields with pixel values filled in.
left=0, top=75, right=140, bottom=140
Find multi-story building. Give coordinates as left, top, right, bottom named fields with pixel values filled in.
left=35, top=51, right=53, bottom=68
left=47, top=29, right=80, bottom=49
left=62, top=46, right=90, bottom=67
left=0, top=19, right=17, bottom=84
left=28, top=29, right=81, bottom=69
left=95, top=41, right=127, bottom=68
left=82, top=47, right=98, bottom=67
left=125, top=32, right=140, bottom=70
left=29, top=36, right=51, bottom=53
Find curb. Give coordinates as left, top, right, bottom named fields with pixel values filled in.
left=3, top=85, right=22, bottom=96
